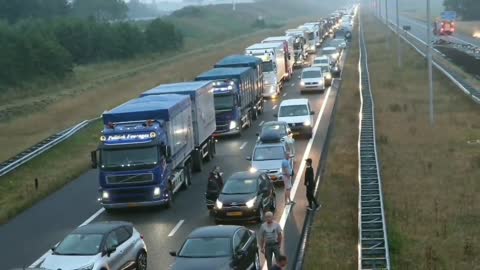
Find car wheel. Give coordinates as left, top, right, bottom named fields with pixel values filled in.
left=306, top=129, right=313, bottom=139
left=136, top=250, right=147, bottom=270
left=253, top=251, right=261, bottom=270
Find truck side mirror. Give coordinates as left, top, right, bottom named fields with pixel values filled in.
left=91, top=150, right=98, bottom=169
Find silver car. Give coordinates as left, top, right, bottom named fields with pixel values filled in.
left=321, top=46, right=340, bottom=65
left=300, top=67, right=325, bottom=93
left=40, top=221, right=147, bottom=270
left=248, top=139, right=295, bottom=183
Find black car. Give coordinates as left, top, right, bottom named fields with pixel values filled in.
left=169, top=225, right=260, bottom=270
left=213, top=171, right=276, bottom=223
left=256, top=121, right=292, bottom=142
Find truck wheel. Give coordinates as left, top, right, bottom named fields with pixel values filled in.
left=205, top=142, right=212, bottom=162
left=192, top=149, right=203, bottom=172
left=252, top=107, right=258, bottom=121
left=181, top=164, right=191, bottom=190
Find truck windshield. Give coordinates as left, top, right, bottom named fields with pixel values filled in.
left=101, top=146, right=158, bottom=170
left=306, top=32, right=314, bottom=40
left=214, top=94, right=234, bottom=110
left=262, top=61, right=274, bottom=72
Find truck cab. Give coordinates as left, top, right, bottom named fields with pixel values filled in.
left=92, top=94, right=194, bottom=210
left=195, top=67, right=256, bottom=136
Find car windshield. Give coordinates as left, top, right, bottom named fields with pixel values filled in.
left=179, top=238, right=231, bottom=258
left=302, top=70, right=321, bottom=79
left=322, top=48, right=337, bottom=55
left=222, top=178, right=258, bottom=194
left=262, top=124, right=287, bottom=137
left=314, top=58, right=328, bottom=65
left=253, top=145, right=285, bottom=161
left=279, top=104, right=309, bottom=117
left=262, top=61, right=274, bottom=72
left=214, top=94, right=234, bottom=110
left=54, top=233, right=103, bottom=256
left=101, top=146, right=158, bottom=170
left=306, top=32, right=314, bottom=40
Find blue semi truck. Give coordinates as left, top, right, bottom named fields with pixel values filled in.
left=214, top=55, right=264, bottom=120
left=195, top=67, right=259, bottom=136
left=91, top=88, right=216, bottom=210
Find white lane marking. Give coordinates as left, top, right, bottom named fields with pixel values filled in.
left=30, top=208, right=106, bottom=267
left=168, top=220, right=185, bottom=237
left=291, top=83, right=295, bottom=87
left=240, top=142, right=248, bottom=150
left=272, top=105, right=277, bottom=110
left=282, top=93, right=287, bottom=97
left=259, top=121, right=265, bottom=126
left=261, top=80, right=333, bottom=270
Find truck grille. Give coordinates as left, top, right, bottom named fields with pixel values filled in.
left=106, top=173, right=153, bottom=184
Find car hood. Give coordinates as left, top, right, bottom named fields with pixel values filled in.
left=252, top=159, right=283, bottom=171
left=170, top=256, right=232, bottom=270
left=218, top=193, right=256, bottom=204
left=41, top=254, right=98, bottom=270
left=278, top=115, right=310, bottom=124
left=301, top=77, right=324, bottom=83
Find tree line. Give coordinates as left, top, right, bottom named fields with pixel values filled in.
left=0, top=0, right=183, bottom=88
left=443, top=0, right=480, bottom=20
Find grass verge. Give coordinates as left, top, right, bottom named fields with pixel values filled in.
left=364, top=12, right=480, bottom=269
left=0, top=120, right=102, bottom=224
left=303, top=18, right=360, bottom=269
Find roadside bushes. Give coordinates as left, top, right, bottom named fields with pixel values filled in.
left=0, top=18, right=183, bottom=88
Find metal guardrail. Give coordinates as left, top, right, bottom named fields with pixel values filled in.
left=0, top=119, right=95, bottom=177
left=357, top=14, right=391, bottom=270
left=384, top=20, right=480, bottom=105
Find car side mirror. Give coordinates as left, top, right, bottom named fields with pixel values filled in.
left=310, top=111, right=315, bottom=115
left=169, top=251, right=177, bottom=257
left=290, top=154, right=295, bottom=159
left=90, top=150, right=98, bottom=169
left=246, top=156, right=252, bottom=161
left=273, top=113, right=278, bottom=117
left=256, top=132, right=259, bottom=137
left=103, top=247, right=116, bottom=257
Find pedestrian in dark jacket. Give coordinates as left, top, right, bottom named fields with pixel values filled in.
left=304, top=158, right=320, bottom=211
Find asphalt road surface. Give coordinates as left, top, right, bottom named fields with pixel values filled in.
left=0, top=37, right=350, bottom=270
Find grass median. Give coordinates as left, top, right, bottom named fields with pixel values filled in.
left=303, top=17, right=360, bottom=269
left=364, top=13, right=480, bottom=268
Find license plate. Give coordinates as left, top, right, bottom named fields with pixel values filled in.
left=226, top=211, right=243, bottom=217
left=128, top=203, right=140, bottom=208
left=270, top=176, right=278, bottom=180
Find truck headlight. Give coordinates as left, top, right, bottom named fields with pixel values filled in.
left=246, top=197, right=257, bottom=208
left=216, top=199, right=223, bottom=209
left=304, top=120, right=311, bottom=126
left=229, top=121, right=237, bottom=130
left=153, top=187, right=161, bottom=198
left=102, top=191, right=109, bottom=200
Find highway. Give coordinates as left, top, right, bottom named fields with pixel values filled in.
left=0, top=38, right=349, bottom=269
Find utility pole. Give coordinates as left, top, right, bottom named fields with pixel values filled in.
left=426, top=0, right=434, bottom=126
left=232, top=0, right=236, bottom=11
left=396, top=0, right=402, bottom=67
left=385, top=0, right=390, bottom=49
left=385, top=0, right=388, bottom=25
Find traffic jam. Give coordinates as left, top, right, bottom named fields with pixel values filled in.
left=27, top=5, right=357, bottom=270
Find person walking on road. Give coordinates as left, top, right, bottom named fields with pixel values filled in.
left=271, top=255, right=288, bottom=270
left=281, top=152, right=295, bottom=205
left=305, top=158, right=320, bottom=211
left=259, top=211, right=283, bottom=270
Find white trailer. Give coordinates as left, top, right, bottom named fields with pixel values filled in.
left=302, top=22, right=322, bottom=47
left=262, top=36, right=294, bottom=80
left=245, top=42, right=287, bottom=97
left=297, top=25, right=316, bottom=53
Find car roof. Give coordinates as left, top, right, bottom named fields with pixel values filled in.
left=229, top=170, right=263, bottom=179
left=322, top=46, right=337, bottom=50
left=279, top=98, right=309, bottom=106
left=263, top=121, right=288, bottom=126
left=255, top=141, right=285, bottom=148
left=303, top=67, right=322, bottom=72
left=72, top=221, right=132, bottom=235
left=188, top=225, right=244, bottom=238
left=314, top=55, right=329, bottom=60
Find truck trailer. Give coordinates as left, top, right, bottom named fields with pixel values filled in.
left=285, top=28, right=308, bottom=66
left=140, top=81, right=217, bottom=171
left=195, top=67, right=257, bottom=136
left=301, top=23, right=322, bottom=48
left=91, top=94, right=196, bottom=210
left=214, top=55, right=265, bottom=120
left=245, top=42, right=287, bottom=97
left=261, top=36, right=295, bottom=81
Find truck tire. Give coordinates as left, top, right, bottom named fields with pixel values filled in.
left=208, top=139, right=216, bottom=159
left=192, top=149, right=203, bottom=172
left=252, top=106, right=258, bottom=121
left=205, top=142, right=212, bottom=162
left=181, top=164, right=191, bottom=190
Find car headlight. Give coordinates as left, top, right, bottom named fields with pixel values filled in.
left=74, top=264, right=94, bottom=270
left=102, top=191, right=109, bottom=200
left=246, top=197, right=257, bottom=208
left=300, top=81, right=305, bottom=86
left=153, top=187, right=161, bottom=198
left=249, top=167, right=257, bottom=173
left=304, top=120, right=311, bottom=126
left=326, top=73, right=332, bottom=79
left=229, top=120, right=237, bottom=130
left=216, top=199, right=223, bottom=209
left=269, top=85, right=276, bottom=93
